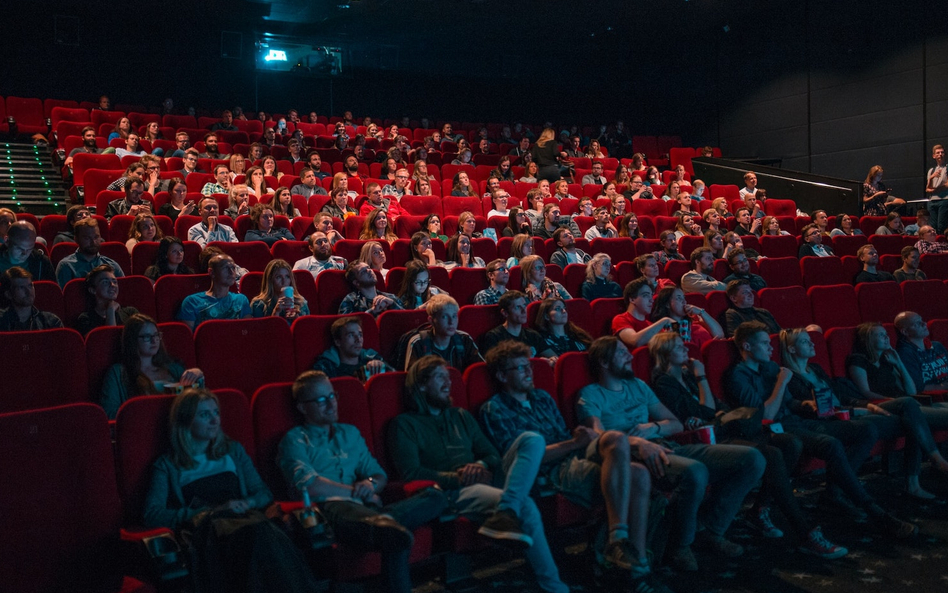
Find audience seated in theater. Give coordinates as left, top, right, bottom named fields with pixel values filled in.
left=581, top=161, right=607, bottom=186
left=473, top=259, right=510, bottom=306
left=519, top=162, right=540, bottom=184
left=786, top=325, right=948, bottom=503
left=651, top=286, right=724, bottom=348
left=382, top=168, right=413, bottom=200
left=53, top=205, right=92, bottom=245
left=177, top=149, right=203, bottom=177
left=107, top=117, right=132, bottom=143
left=313, top=316, right=391, bottom=382
left=223, top=185, right=250, bottom=220
left=711, top=198, right=733, bottom=219
left=107, top=177, right=151, bottom=220
left=648, top=332, right=848, bottom=559
left=290, top=167, right=328, bottom=199
left=0, top=266, right=63, bottom=331
left=56, top=217, right=125, bottom=287
left=574, top=197, right=595, bottom=220
left=663, top=181, right=685, bottom=206
left=177, top=254, right=251, bottom=330
left=504, top=207, right=533, bottom=238
left=721, top=279, right=780, bottom=337
left=397, top=260, right=446, bottom=309
left=798, top=224, right=835, bottom=258
left=739, top=171, right=759, bottom=200
left=357, top=241, right=389, bottom=281
left=654, top=231, right=686, bottom=267
left=76, top=264, right=138, bottom=335
left=691, top=179, right=707, bottom=201
left=0, top=221, right=54, bottom=280
left=321, top=187, right=357, bottom=221
left=404, top=294, right=482, bottom=371
left=312, top=212, right=343, bottom=246
left=829, top=212, right=861, bottom=237
left=612, top=212, right=637, bottom=240
left=577, top=336, right=765, bottom=573
left=277, top=371, right=446, bottom=593
left=487, top=189, right=512, bottom=219
left=451, top=172, right=478, bottom=197
left=635, top=254, right=675, bottom=294
left=198, top=246, right=248, bottom=280
left=681, top=247, right=726, bottom=295
left=523, top=188, right=546, bottom=225
left=388, top=355, right=571, bottom=593
left=704, top=231, right=726, bottom=259
left=759, top=216, right=789, bottom=237
left=159, top=179, right=196, bottom=223
left=479, top=341, right=673, bottom=592
left=293, top=231, right=346, bottom=280
left=139, top=155, right=170, bottom=195
left=895, top=311, right=948, bottom=392
left=723, top=249, right=766, bottom=291
left=893, top=246, right=926, bottom=282
left=733, top=207, right=761, bottom=236
left=674, top=214, right=702, bottom=241
left=306, top=152, right=330, bottom=180
left=188, top=196, right=238, bottom=247
left=250, top=259, right=309, bottom=321
left=64, top=126, right=112, bottom=170
left=491, top=156, right=515, bottom=183
left=904, top=208, right=928, bottom=235
left=672, top=191, right=697, bottom=217
left=261, top=156, right=283, bottom=181
left=410, top=232, right=442, bottom=267
left=167, top=131, right=191, bottom=160
left=146, top=389, right=318, bottom=592
left=520, top=255, right=571, bottom=302
left=584, top=206, right=618, bottom=240
left=479, top=291, right=554, bottom=361
left=360, top=182, right=405, bottom=221
left=533, top=298, right=592, bottom=356
left=418, top=214, right=446, bottom=244
left=100, top=314, right=204, bottom=419
left=550, top=228, right=591, bottom=268
left=457, top=211, right=484, bottom=240
left=360, top=209, right=398, bottom=246
left=444, top=234, right=485, bottom=270
left=330, top=173, right=358, bottom=202
left=614, top=277, right=673, bottom=348
left=243, top=203, right=293, bottom=246
left=626, top=175, right=653, bottom=201
left=125, top=213, right=162, bottom=254
left=145, top=236, right=193, bottom=282
left=743, top=191, right=765, bottom=220
left=914, top=225, right=948, bottom=254
left=115, top=131, right=146, bottom=160
left=854, top=245, right=896, bottom=284
left=580, top=253, right=621, bottom=301
left=284, top=139, right=304, bottom=165
left=726, top=323, right=918, bottom=539
left=338, top=261, right=402, bottom=317
left=534, top=203, right=581, bottom=240
left=552, top=180, right=576, bottom=202
left=875, top=212, right=904, bottom=236
left=201, top=164, right=232, bottom=196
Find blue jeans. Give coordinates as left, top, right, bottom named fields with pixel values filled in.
left=657, top=444, right=766, bottom=546
left=455, top=432, right=568, bottom=593
left=322, top=487, right=446, bottom=593
left=928, top=199, right=948, bottom=234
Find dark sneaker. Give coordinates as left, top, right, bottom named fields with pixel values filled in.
left=877, top=513, right=918, bottom=540
left=669, top=545, right=698, bottom=572
left=693, top=531, right=744, bottom=558
left=361, top=515, right=413, bottom=552
left=749, top=506, right=784, bottom=538
left=477, top=509, right=533, bottom=548
left=798, top=527, right=848, bottom=559
left=602, top=539, right=634, bottom=571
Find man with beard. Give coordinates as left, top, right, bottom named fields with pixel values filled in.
left=343, top=155, right=365, bottom=179
left=680, top=247, right=726, bottom=295
left=293, top=231, right=346, bottom=279
left=64, top=126, right=114, bottom=169
left=55, top=218, right=125, bottom=287
left=312, top=316, right=390, bottom=381
left=338, top=261, right=401, bottom=317
left=388, top=355, right=570, bottom=593
left=653, top=231, right=685, bottom=267
left=198, top=132, right=227, bottom=159
left=306, top=151, right=331, bottom=180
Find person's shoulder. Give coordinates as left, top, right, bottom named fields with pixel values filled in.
left=845, top=352, right=869, bottom=367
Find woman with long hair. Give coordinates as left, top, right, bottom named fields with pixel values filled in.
left=411, top=160, right=430, bottom=183
left=585, top=139, right=605, bottom=159
left=125, top=213, right=163, bottom=254
left=444, top=234, right=485, bottom=270
left=519, top=161, right=539, bottom=183
left=423, top=213, right=448, bottom=242
left=261, top=155, right=283, bottom=180
left=613, top=165, right=632, bottom=187
left=760, top=216, right=789, bottom=236
left=456, top=211, right=483, bottom=239
left=358, top=240, right=389, bottom=280
left=533, top=298, right=592, bottom=356
left=875, top=211, right=904, bottom=235
left=100, top=313, right=204, bottom=419
left=644, top=166, right=661, bottom=186
left=77, top=264, right=139, bottom=335
left=506, top=233, right=534, bottom=268
left=829, top=213, right=863, bottom=237
left=617, top=212, right=640, bottom=239
left=650, top=286, right=724, bottom=347
left=410, top=231, right=441, bottom=266
left=553, top=180, right=575, bottom=201
left=664, top=181, right=682, bottom=204
left=611, top=194, right=628, bottom=218
left=250, top=259, right=309, bottom=320
left=531, top=127, right=567, bottom=183
left=520, top=255, right=571, bottom=301
left=504, top=207, right=532, bottom=237
left=704, top=230, right=726, bottom=259
left=108, top=117, right=132, bottom=142
left=711, top=198, right=733, bottom=219
left=270, top=187, right=301, bottom=219
left=143, top=389, right=317, bottom=592
left=360, top=209, right=397, bottom=245
left=397, top=260, right=445, bottom=309
left=332, top=173, right=358, bottom=200
left=580, top=253, right=621, bottom=301
left=491, top=155, right=514, bottom=182
left=862, top=165, right=904, bottom=215
left=228, top=154, right=247, bottom=181
left=674, top=214, right=702, bottom=239
left=649, top=332, right=848, bottom=559
left=245, top=203, right=295, bottom=245
left=450, top=171, right=477, bottom=197
left=145, top=236, right=193, bottom=282
left=782, top=326, right=948, bottom=500
left=244, top=166, right=273, bottom=197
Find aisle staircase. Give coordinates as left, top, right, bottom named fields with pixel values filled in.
left=0, top=142, right=68, bottom=216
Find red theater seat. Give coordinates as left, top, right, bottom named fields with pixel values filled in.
left=855, top=281, right=903, bottom=324
left=0, top=329, right=89, bottom=412
left=758, top=286, right=812, bottom=329
left=808, top=284, right=860, bottom=330
left=900, top=280, right=948, bottom=321
left=194, top=317, right=295, bottom=393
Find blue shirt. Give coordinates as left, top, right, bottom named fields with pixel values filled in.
left=55, top=251, right=125, bottom=287
left=177, top=291, right=251, bottom=327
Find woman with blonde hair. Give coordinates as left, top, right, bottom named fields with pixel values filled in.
left=125, top=212, right=163, bottom=254
left=531, top=127, right=568, bottom=183
left=224, top=184, right=251, bottom=219
left=506, top=233, right=534, bottom=268
left=611, top=194, right=628, bottom=218
left=520, top=255, right=571, bottom=301
left=360, top=209, right=397, bottom=245
left=580, top=253, right=621, bottom=300
left=760, top=216, right=790, bottom=236
left=332, top=172, right=358, bottom=200
left=228, top=154, right=247, bottom=180
left=711, top=197, right=733, bottom=219
left=358, top=240, right=389, bottom=280
left=250, top=258, right=309, bottom=320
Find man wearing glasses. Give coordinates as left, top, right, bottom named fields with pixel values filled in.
left=798, top=223, right=835, bottom=258
left=382, top=168, right=413, bottom=200
left=480, top=341, right=672, bottom=592
left=176, top=148, right=204, bottom=177
left=278, top=370, right=446, bottom=593
left=474, top=259, right=510, bottom=305
left=359, top=182, right=405, bottom=221
left=106, top=177, right=151, bottom=219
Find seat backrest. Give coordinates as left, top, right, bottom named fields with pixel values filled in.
left=377, top=308, right=431, bottom=365
left=314, top=268, right=351, bottom=314
left=830, top=234, right=869, bottom=257
left=114, top=390, right=253, bottom=525
left=920, top=253, right=948, bottom=280
left=800, top=256, right=847, bottom=288
left=449, top=266, right=490, bottom=306
left=759, top=235, right=798, bottom=258
left=195, top=318, right=295, bottom=393
left=900, top=279, right=948, bottom=321
left=758, top=286, right=812, bottom=329
left=0, top=329, right=89, bottom=412
left=0, top=404, right=124, bottom=593
left=457, top=304, right=504, bottom=345
left=855, top=281, right=903, bottom=324
left=591, top=297, right=626, bottom=335
left=824, top=326, right=858, bottom=378
left=757, top=257, right=802, bottom=288
left=84, top=325, right=124, bottom=400
left=154, top=273, right=211, bottom=322
left=808, top=284, right=860, bottom=330
left=701, top=338, right=740, bottom=400
left=554, top=351, right=593, bottom=428
left=762, top=199, right=796, bottom=216
left=207, top=240, right=273, bottom=272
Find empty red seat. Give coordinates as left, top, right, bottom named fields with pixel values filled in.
left=762, top=199, right=797, bottom=216
left=5, top=96, right=46, bottom=137
left=759, top=235, right=798, bottom=258
left=590, top=297, right=625, bottom=335
left=0, top=329, right=89, bottom=412
left=701, top=338, right=740, bottom=400
left=207, top=241, right=272, bottom=272
left=377, top=308, right=430, bottom=365
left=33, top=280, right=65, bottom=321
left=825, top=327, right=857, bottom=377
left=758, top=286, right=813, bottom=329
left=920, top=253, right=948, bottom=280
left=449, top=267, right=490, bottom=306
left=901, top=280, right=948, bottom=321
left=868, top=234, right=904, bottom=256
left=855, top=281, right=903, bottom=324
left=808, top=284, right=860, bottom=330
left=314, top=268, right=353, bottom=314
left=831, top=234, right=869, bottom=257
left=442, top=196, right=483, bottom=216
left=195, top=317, right=295, bottom=393
left=800, top=256, right=848, bottom=288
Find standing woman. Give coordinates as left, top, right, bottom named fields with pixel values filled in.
left=250, top=259, right=309, bottom=320
left=143, top=389, right=317, bottom=592
left=145, top=236, right=194, bottom=282
left=100, top=313, right=204, bottom=419
left=531, top=127, right=568, bottom=183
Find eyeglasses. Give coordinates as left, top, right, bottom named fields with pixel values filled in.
left=138, top=332, right=163, bottom=343
left=414, top=279, right=430, bottom=286
left=301, top=393, right=336, bottom=407
left=505, top=363, right=531, bottom=374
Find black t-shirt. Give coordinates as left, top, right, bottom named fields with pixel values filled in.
left=480, top=325, right=545, bottom=357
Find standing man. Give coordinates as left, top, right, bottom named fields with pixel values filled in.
left=926, top=145, right=948, bottom=233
